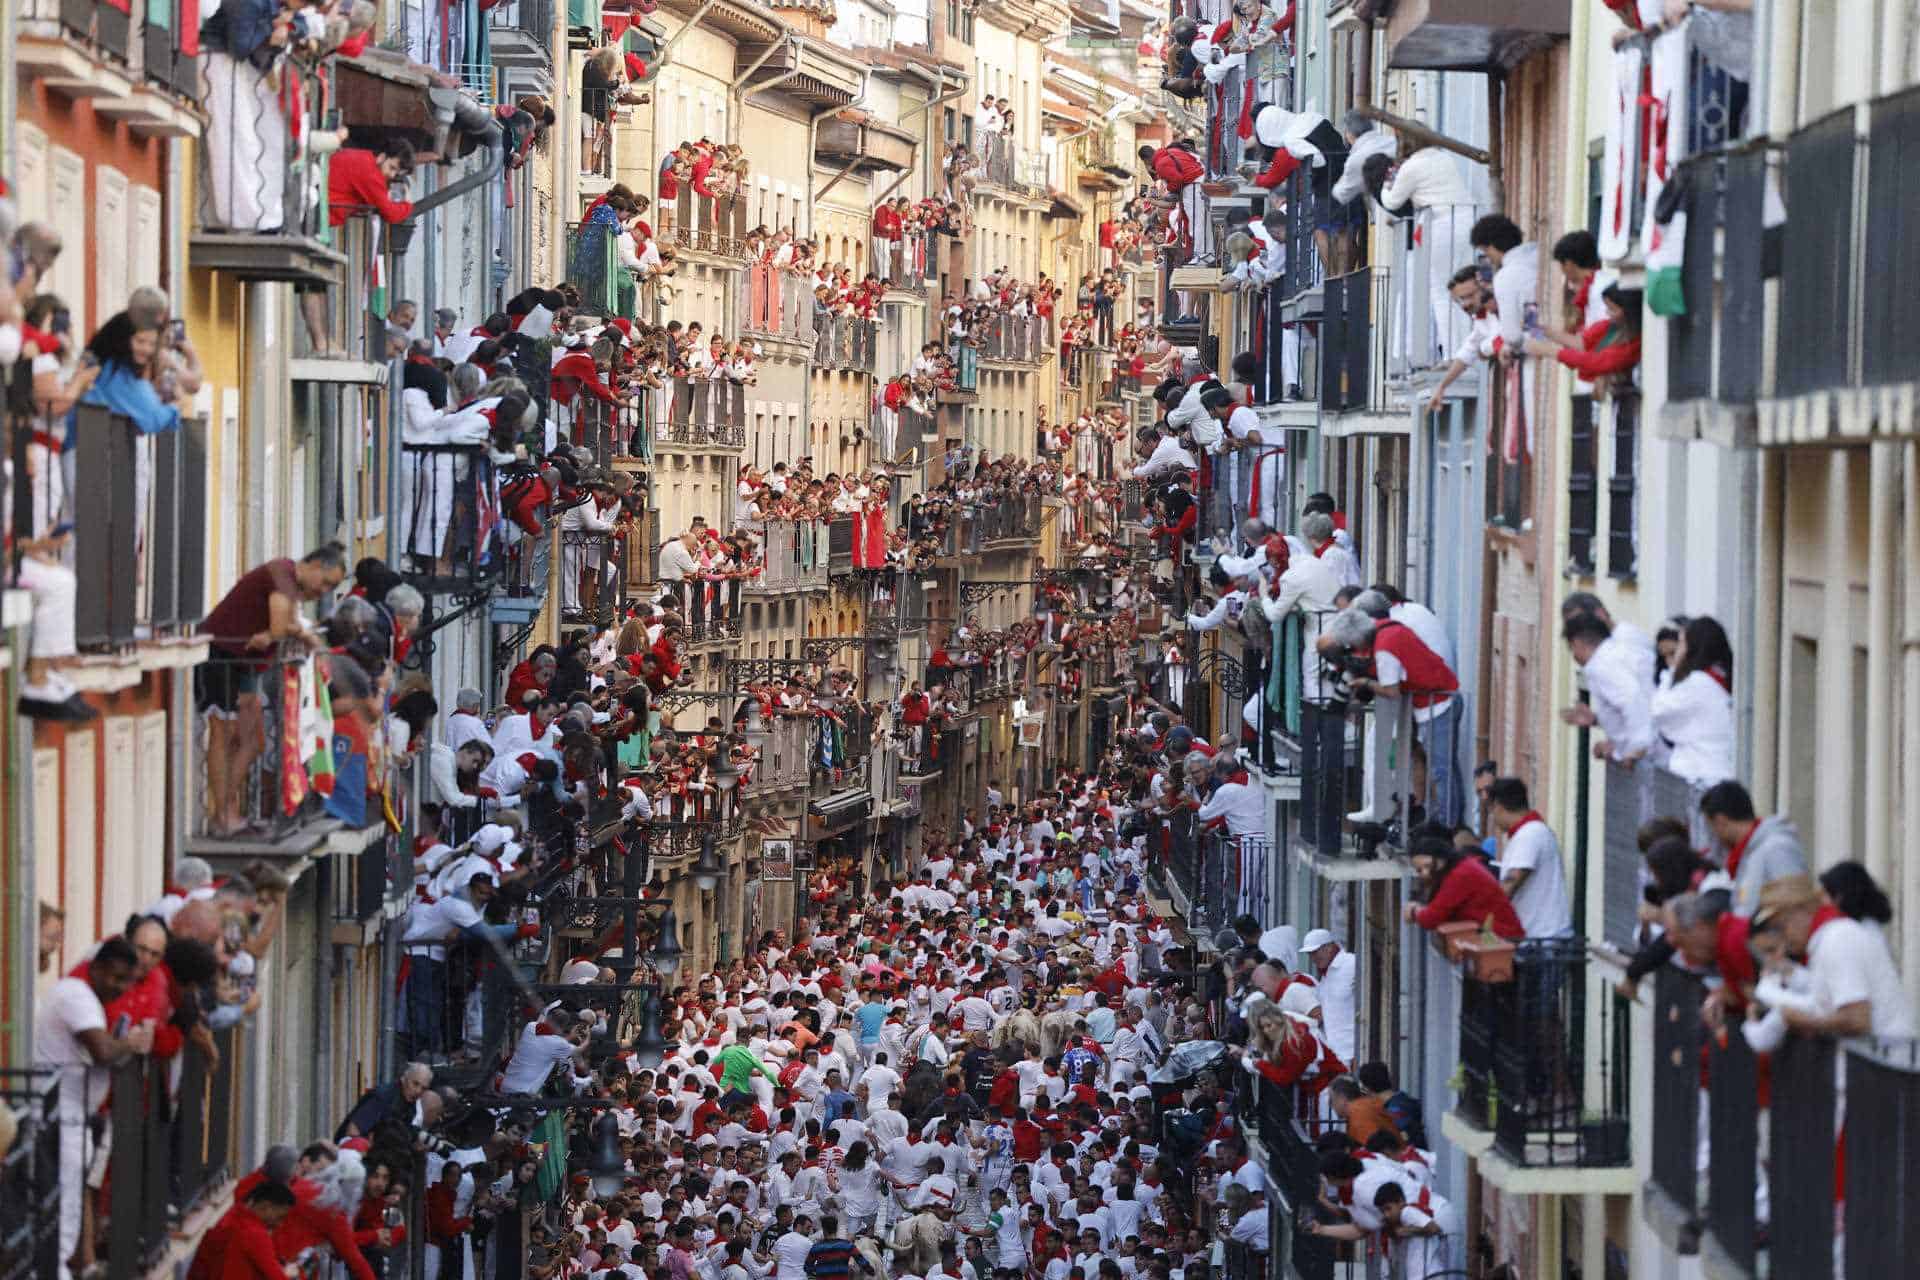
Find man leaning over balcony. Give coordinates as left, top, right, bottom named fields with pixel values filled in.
left=195, top=545, right=345, bottom=837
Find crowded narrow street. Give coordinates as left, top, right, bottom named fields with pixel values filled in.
left=3, top=1, right=1920, bottom=1279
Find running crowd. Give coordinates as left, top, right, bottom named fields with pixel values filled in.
left=181, top=751, right=1462, bottom=1280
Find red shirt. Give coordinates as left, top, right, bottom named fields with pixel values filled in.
left=1413, top=857, right=1525, bottom=940
left=1369, top=619, right=1458, bottom=703
left=203, top=1205, right=286, bottom=1280
left=1150, top=147, right=1204, bottom=190
left=328, top=149, right=415, bottom=227
left=199, top=557, right=298, bottom=653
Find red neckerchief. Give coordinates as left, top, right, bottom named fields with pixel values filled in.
left=1803, top=904, right=1847, bottom=957
left=1507, top=811, right=1544, bottom=837
left=1704, top=664, right=1732, bottom=693
left=1312, top=539, right=1335, bottom=558
left=1725, top=822, right=1759, bottom=878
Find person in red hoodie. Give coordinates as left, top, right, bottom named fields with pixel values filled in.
left=1524, top=285, right=1644, bottom=383
left=328, top=140, right=417, bottom=227
left=1138, top=142, right=1204, bottom=193
left=1402, top=833, right=1525, bottom=940
left=194, top=1182, right=298, bottom=1280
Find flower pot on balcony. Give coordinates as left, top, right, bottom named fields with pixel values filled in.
left=1436, top=921, right=1480, bottom=962
left=1457, top=937, right=1516, bottom=983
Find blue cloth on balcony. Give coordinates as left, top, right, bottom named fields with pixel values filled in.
left=70, top=361, right=181, bottom=446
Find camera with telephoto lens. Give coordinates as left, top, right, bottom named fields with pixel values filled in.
left=1320, top=649, right=1375, bottom=704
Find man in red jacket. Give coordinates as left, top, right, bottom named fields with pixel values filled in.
left=192, top=1182, right=298, bottom=1280
left=1138, top=142, right=1204, bottom=194
left=328, top=139, right=417, bottom=227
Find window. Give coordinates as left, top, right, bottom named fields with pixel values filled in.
left=1606, top=393, right=1638, bottom=578
left=1567, top=395, right=1597, bottom=574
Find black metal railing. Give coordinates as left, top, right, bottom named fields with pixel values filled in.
left=398, top=936, right=519, bottom=1071
left=565, top=219, right=629, bottom=318
left=1319, top=268, right=1374, bottom=413
left=1777, top=107, right=1857, bottom=398
left=1701, top=1018, right=1760, bottom=1274
left=659, top=377, right=747, bottom=447
left=980, top=314, right=1045, bottom=363
left=399, top=443, right=503, bottom=593
left=747, top=519, right=830, bottom=592
left=190, top=648, right=319, bottom=843
left=1768, top=1035, right=1838, bottom=1276
left=56, top=407, right=208, bottom=648
left=1189, top=828, right=1272, bottom=939
left=812, top=314, right=880, bottom=373
left=0, top=1073, right=59, bottom=1280
left=104, top=1032, right=237, bottom=1279
left=1648, top=967, right=1706, bottom=1221
left=331, top=835, right=405, bottom=925
left=827, top=517, right=855, bottom=573
left=1840, top=1036, right=1920, bottom=1276
left=1453, top=941, right=1631, bottom=1167
left=671, top=187, right=749, bottom=257
left=560, top=527, right=626, bottom=626
left=489, top=0, right=556, bottom=48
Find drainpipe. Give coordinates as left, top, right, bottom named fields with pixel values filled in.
left=1485, top=72, right=1506, bottom=214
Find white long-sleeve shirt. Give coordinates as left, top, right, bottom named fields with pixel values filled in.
left=1332, top=128, right=1398, bottom=205
left=1650, top=669, right=1735, bottom=786
left=1259, top=556, right=1343, bottom=700
left=1493, top=242, right=1540, bottom=352
left=1186, top=590, right=1249, bottom=632
left=1381, top=147, right=1474, bottom=212
left=1132, top=435, right=1197, bottom=478
left=1197, top=780, right=1265, bottom=837
left=658, top=537, right=699, bottom=582
left=1581, top=633, right=1655, bottom=760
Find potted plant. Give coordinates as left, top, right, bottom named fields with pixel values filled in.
left=1436, top=920, right=1480, bottom=961
left=1456, top=916, right=1516, bottom=983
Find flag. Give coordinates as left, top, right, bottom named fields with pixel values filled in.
left=1646, top=207, right=1687, bottom=317
left=325, top=713, right=371, bottom=828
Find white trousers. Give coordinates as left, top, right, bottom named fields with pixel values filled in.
left=18, top=554, right=78, bottom=660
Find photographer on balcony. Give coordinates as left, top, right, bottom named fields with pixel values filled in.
left=1317, top=592, right=1462, bottom=827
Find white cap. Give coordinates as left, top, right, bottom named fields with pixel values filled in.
left=561, top=960, right=601, bottom=984
left=1300, top=928, right=1336, bottom=953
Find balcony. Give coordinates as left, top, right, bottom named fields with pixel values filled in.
left=658, top=376, right=748, bottom=449
left=329, top=833, right=410, bottom=944
left=979, top=314, right=1047, bottom=365
left=1291, top=690, right=1453, bottom=873
left=742, top=264, right=814, bottom=341
left=19, top=0, right=202, bottom=131
left=972, top=495, right=1043, bottom=548
left=1647, top=962, right=1920, bottom=1277
left=812, top=314, right=880, bottom=374
left=748, top=519, right=831, bottom=593
left=816, top=111, right=917, bottom=174
left=875, top=232, right=936, bottom=294
left=1663, top=143, right=1774, bottom=444
left=672, top=186, right=750, bottom=259
left=1447, top=939, right=1634, bottom=1189
left=1162, top=824, right=1274, bottom=938
left=489, top=0, right=556, bottom=66
left=57, top=408, right=208, bottom=663
left=1384, top=0, right=1571, bottom=72
left=566, top=219, right=635, bottom=318
left=745, top=714, right=814, bottom=795
left=190, top=60, right=342, bottom=283
left=0, top=1074, right=59, bottom=1280
left=978, top=137, right=1047, bottom=199
left=561, top=526, right=628, bottom=627
left=1232, top=1073, right=1341, bottom=1280
left=186, top=648, right=352, bottom=854
left=1319, top=266, right=1403, bottom=433
left=398, top=443, right=504, bottom=595
left=941, top=343, right=980, bottom=399
left=1384, top=203, right=1484, bottom=383
left=491, top=526, right=551, bottom=626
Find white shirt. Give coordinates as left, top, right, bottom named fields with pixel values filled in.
left=772, top=1231, right=813, bottom=1280
left=1498, top=816, right=1572, bottom=938
left=1312, top=949, right=1358, bottom=1065
left=659, top=538, right=699, bottom=582
left=501, top=1021, right=578, bottom=1093
left=1650, top=669, right=1735, bottom=787
left=1492, top=242, right=1540, bottom=353
left=1389, top=601, right=1455, bottom=671
left=1381, top=147, right=1474, bottom=212
left=445, top=709, right=490, bottom=751
left=491, top=711, right=561, bottom=763
left=1581, top=633, right=1656, bottom=760
left=1186, top=590, right=1249, bottom=633
left=35, top=976, right=110, bottom=1122
left=1197, top=781, right=1265, bottom=838
left=1806, top=917, right=1915, bottom=1036
left=1132, top=435, right=1197, bottom=478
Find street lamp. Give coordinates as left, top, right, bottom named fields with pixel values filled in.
left=630, top=988, right=670, bottom=1071
left=649, top=904, right=683, bottom=978
left=689, top=831, right=725, bottom=893
left=587, top=1110, right=627, bottom=1197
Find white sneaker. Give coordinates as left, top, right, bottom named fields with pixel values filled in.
left=1345, top=806, right=1377, bottom=823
